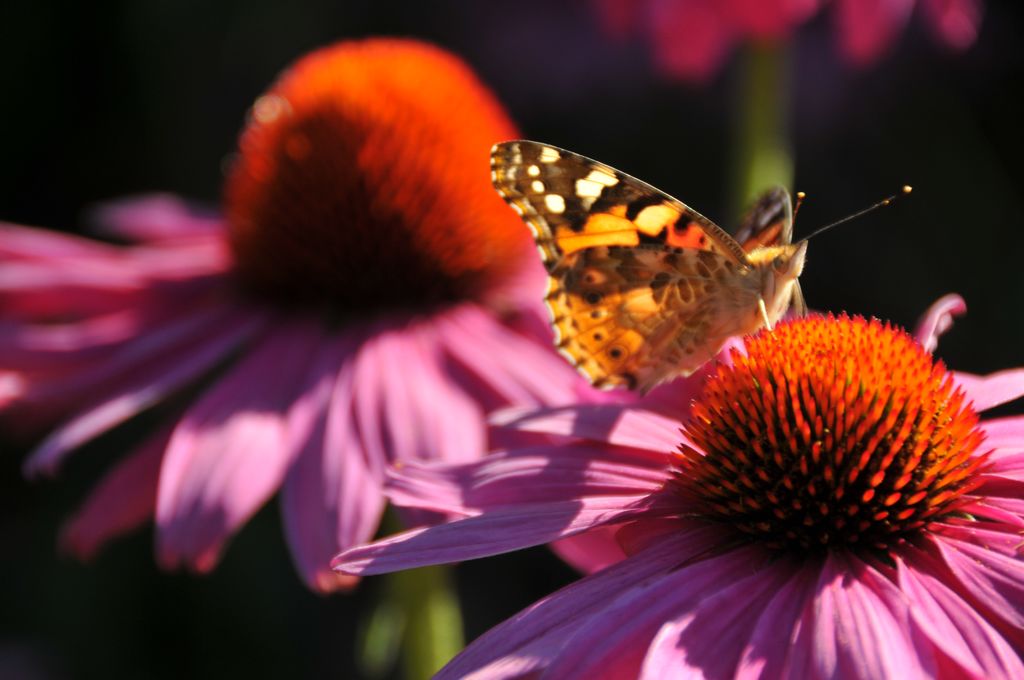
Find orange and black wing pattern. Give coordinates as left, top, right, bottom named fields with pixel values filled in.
left=734, top=186, right=793, bottom=252
left=490, top=141, right=769, bottom=391
left=490, top=141, right=749, bottom=270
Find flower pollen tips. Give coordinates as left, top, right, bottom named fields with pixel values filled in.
left=675, top=314, right=985, bottom=556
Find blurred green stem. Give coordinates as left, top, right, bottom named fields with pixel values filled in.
left=730, top=40, right=793, bottom=212
left=359, top=512, right=464, bottom=680
left=393, top=563, right=463, bottom=680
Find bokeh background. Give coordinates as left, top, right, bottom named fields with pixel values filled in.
left=3, top=1, right=1023, bottom=677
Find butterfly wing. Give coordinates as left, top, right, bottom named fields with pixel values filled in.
left=736, top=186, right=807, bottom=317
left=491, top=141, right=762, bottom=391
left=547, top=244, right=762, bottom=391
left=490, top=141, right=750, bottom=269
left=735, top=186, right=793, bottom=251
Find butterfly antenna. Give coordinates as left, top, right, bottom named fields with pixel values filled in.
left=796, top=185, right=912, bottom=244
left=792, top=191, right=806, bottom=222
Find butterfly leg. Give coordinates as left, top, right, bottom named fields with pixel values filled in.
left=758, top=297, right=773, bottom=331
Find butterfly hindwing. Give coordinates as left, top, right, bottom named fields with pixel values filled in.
left=546, top=244, right=762, bottom=391
left=490, top=141, right=749, bottom=270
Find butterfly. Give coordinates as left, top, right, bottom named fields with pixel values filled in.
left=491, top=140, right=807, bottom=392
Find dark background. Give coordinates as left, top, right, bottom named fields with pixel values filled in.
left=3, top=1, right=1023, bottom=677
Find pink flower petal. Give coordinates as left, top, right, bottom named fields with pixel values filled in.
left=59, top=427, right=169, bottom=560
left=982, top=453, right=1024, bottom=482
left=0, top=273, right=218, bottom=322
left=634, top=357, right=718, bottom=417
left=480, top=250, right=548, bottom=312
left=22, top=308, right=265, bottom=473
left=735, top=561, right=822, bottom=679
left=614, top=516, right=693, bottom=556
left=980, top=415, right=1024, bottom=449
left=723, top=0, right=821, bottom=39
left=543, top=545, right=773, bottom=679
left=155, top=322, right=323, bottom=572
left=834, top=0, right=916, bottom=66
left=282, top=333, right=382, bottom=593
left=116, top=239, right=229, bottom=280
left=0, top=240, right=225, bottom=297
left=913, top=293, right=966, bottom=352
left=921, top=0, right=983, bottom=51
left=795, top=555, right=922, bottom=678
left=938, top=518, right=1024, bottom=555
left=1, top=260, right=148, bottom=318
left=491, top=404, right=686, bottom=453
left=639, top=557, right=795, bottom=679
left=88, top=194, right=222, bottom=242
left=936, top=536, right=1024, bottom=634
left=438, top=305, right=583, bottom=409
left=954, top=497, right=1024, bottom=528
left=435, top=526, right=725, bottom=680
left=334, top=492, right=678, bottom=577
left=349, top=323, right=393, bottom=480
left=647, top=0, right=737, bottom=82
left=368, top=320, right=486, bottom=465
left=384, top=444, right=670, bottom=516
left=2, top=311, right=154, bottom=371
left=0, top=222, right=227, bottom=322
left=592, top=0, right=642, bottom=40
left=0, top=222, right=122, bottom=260
left=899, top=556, right=1023, bottom=678
left=549, top=523, right=628, bottom=574
left=954, top=368, right=1024, bottom=412
left=16, top=303, right=238, bottom=409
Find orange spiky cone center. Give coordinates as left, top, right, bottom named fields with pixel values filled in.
left=224, top=39, right=530, bottom=314
left=675, top=314, right=987, bottom=554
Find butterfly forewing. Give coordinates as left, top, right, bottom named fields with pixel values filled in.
left=490, top=141, right=749, bottom=268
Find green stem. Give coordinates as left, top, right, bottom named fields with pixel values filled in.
left=393, top=564, right=464, bottom=680
left=729, top=40, right=793, bottom=214
left=357, top=512, right=464, bottom=680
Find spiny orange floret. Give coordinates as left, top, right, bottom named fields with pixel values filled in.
left=225, top=38, right=529, bottom=313
left=674, top=314, right=988, bottom=554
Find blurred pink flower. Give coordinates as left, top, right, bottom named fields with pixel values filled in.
left=594, top=0, right=983, bottom=80
left=835, top=0, right=984, bottom=65
left=337, top=295, right=1024, bottom=677
left=0, top=38, right=593, bottom=593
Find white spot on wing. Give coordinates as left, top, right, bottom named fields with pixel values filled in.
left=585, top=170, right=618, bottom=187
left=540, top=147, right=560, bottom=163
left=531, top=180, right=545, bottom=193
left=634, top=204, right=681, bottom=235
left=527, top=165, right=541, bottom=177
left=575, top=178, right=604, bottom=198
left=544, top=194, right=566, bottom=214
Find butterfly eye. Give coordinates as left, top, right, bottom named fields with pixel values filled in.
left=773, top=256, right=789, bottom=273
